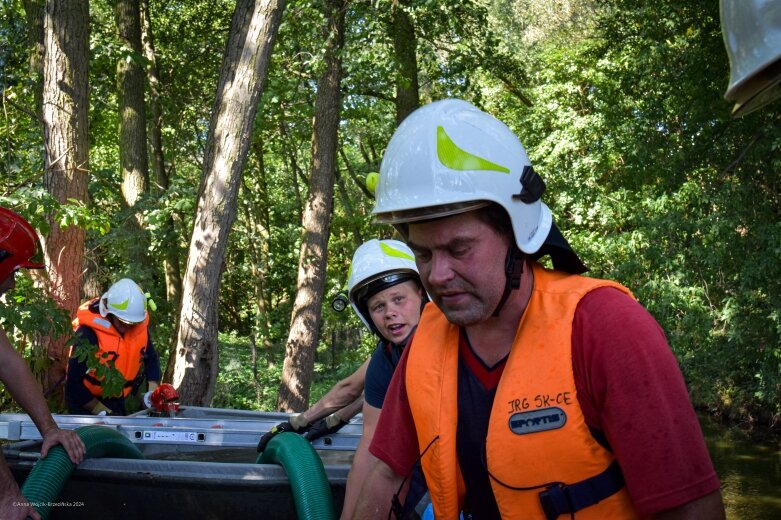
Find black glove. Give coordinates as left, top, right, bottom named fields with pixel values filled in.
left=257, top=421, right=297, bottom=452
left=303, top=414, right=348, bottom=442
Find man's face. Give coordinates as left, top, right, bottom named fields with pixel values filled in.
left=366, top=279, right=424, bottom=343
left=108, top=314, right=136, bottom=335
left=407, top=211, right=511, bottom=327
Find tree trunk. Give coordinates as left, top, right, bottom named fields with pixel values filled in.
left=335, top=166, right=363, bottom=248
left=140, top=0, right=182, bottom=311
left=171, top=0, right=285, bottom=406
left=41, top=0, right=90, bottom=398
left=278, top=121, right=305, bottom=222
left=115, top=0, right=151, bottom=275
left=246, top=139, right=274, bottom=365
left=276, top=0, right=345, bottom=412
left=390, top=0, right=419, bottom=125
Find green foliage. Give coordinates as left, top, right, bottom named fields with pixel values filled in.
left=484, top=0, right=781, bottom=424
left=0, top=275, right=72, bottom=411
left=69, top=334, right=128, bottom=399
left=212, top=329, right=375, bottom=411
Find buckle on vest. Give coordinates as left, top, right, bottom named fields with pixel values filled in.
left=538, top=461, right=625, bottom=520
left=539, top=484, right=573, bottom=520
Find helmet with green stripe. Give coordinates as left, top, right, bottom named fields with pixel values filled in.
left=99, top=278, right=147, bottom=324
left=372, top=98, right=551, bottom=255
left=347, top=239, right=422, bottom=333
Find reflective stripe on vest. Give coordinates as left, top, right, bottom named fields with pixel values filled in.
left=407, top=262, right=640, bottom=519
left=71, top=300, right=149, bottom=398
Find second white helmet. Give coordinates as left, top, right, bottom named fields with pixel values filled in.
left=372, top=98, right=552, bottom=254
left=347, top=239, right=421, bottom=332
left=721, top=0, right=781, bottom=116
left=99, top=278, right=148, bottom=324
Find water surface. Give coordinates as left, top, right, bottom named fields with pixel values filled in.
left=701, top=414, right=781, bottom=520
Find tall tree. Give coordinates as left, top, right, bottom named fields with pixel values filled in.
left=389, top=0, right=418, bottom=124
left=140, top=0, right=182, bottom=310
left=40, top=0, right=90, bottom=396
left=276, top=0, right=346, bottom=412
left=115, top=0, right=150, bottom=272
left=171, top=0, right=285, bottom=405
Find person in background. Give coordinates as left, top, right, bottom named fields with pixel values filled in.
left=258, top=239, right=428, bottom=519
left=65, top=278, right=160, bottom=416
left=0, top=207, right=86, bottom=520
left=352, top=99, right=725, bottom=519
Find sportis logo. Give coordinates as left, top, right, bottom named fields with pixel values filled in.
left=508, top=407, right=567, bottom=435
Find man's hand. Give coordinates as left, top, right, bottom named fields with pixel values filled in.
left=40, top=428, right=86, bottom=465
left=303, top=413, right=348, bottom=442
left=256, top=414, right=309, bottom=452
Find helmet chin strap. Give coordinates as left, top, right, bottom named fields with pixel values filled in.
left=492, top=246, right=524, bottom=317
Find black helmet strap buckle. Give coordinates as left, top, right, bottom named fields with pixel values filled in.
left=513, top=165, right=546, bottom=204
left=492, top=246, right=524, bottom=317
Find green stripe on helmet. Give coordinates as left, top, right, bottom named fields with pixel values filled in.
left=380, top=242, right=415, bottom=261
left=436, top=125, right=510, bottom=173
left=111, top=298, right=130, bottom=310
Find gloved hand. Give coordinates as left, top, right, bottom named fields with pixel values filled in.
left=303, top=412, right=348, bottom=442
left=256, top=414, right=309, bottom=452
left=91, top=401, right=113, bottom=416
left=143, top=391, right=154, bottom=409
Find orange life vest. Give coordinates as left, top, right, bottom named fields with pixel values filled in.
left=71, top=300, right=149, bottom=398
left=406, top=263, right=640, bottom=519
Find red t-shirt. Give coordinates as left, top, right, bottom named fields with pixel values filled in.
left=369, top=287, right=721, bottom=516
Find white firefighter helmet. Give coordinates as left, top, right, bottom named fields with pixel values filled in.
left=721, top=0, right=781, bottom=116
left=371, top=98, right=552, bottom=254
left=99, top=278, right=147, bottom=324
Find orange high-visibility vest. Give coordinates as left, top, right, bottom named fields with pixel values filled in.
left=71, top=300, right=149, bottom=398
left=407, top=263, right=640, bottom=519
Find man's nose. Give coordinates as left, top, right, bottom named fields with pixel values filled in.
left=427, top=253, right=454, bottom=285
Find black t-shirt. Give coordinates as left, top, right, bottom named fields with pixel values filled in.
left=364, top=336, right=407, bottom=409
left=456, top=333, right=504, bottom=519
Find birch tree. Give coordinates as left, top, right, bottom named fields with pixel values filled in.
left=171, top=0, right=285, bottom=405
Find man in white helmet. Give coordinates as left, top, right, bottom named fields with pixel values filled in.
left=352, top=99, right=725, bottom=519
left=258, top=239, right=428, bottom=519
left=65, top=278, right=160, bottom=416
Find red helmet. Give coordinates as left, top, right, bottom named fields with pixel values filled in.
left=0, top=207, right=45, bottom=283
left=150, top=383, right=180, bottom=413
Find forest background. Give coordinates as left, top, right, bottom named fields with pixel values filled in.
left=1, top=0, right=779, bottom=435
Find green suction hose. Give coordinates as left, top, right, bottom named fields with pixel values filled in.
left=257, top=432, right=336, bottom=520
left=21, top=425, right=144, bottom=520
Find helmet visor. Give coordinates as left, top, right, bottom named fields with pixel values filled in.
left=374, top=200, right=491, bottom=225
left=352, top=272, right=417, bottom=308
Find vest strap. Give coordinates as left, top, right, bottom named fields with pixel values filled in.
left=538, top=461, right=625, bottom=520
